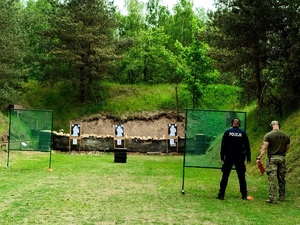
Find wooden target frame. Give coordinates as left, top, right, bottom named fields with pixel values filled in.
left=113, top=124, right=126, bottom=149
left=69, top=122, right=82, bottom=153
left=166, top=124, right=178, bottom=153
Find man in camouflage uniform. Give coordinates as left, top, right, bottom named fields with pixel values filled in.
left=256, top=121, right=290, bottom=204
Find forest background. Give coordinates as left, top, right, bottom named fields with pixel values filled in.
left=1, top=0, right=300, bottom=119
left=0, top=0, right=300, bottom=195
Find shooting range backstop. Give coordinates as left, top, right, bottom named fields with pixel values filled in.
left=182, top=109, right=246, bottom=193
left=7, top=109, right=53, bottom=168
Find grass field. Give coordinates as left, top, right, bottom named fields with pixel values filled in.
left=0, top=151, right=299, bottom=225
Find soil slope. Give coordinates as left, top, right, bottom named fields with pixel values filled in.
left=78, top=111, right=185, bottom=138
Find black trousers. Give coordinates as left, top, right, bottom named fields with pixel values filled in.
left=218, top=157, right=247, bottom=197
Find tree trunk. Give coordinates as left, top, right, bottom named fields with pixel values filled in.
left=79, top=66, right=86, bottom=103
left=175, top=84, right=179, bottom=119
left=253, top=47, right=263, bottom=110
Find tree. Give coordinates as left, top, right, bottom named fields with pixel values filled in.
left=121, top=0, right=145, bottom=37
left=115, top=27, right=177, bottom=84
left=146, top=0, right=170, bottom=28
left=176, top=39, right=214, bottom=108
left=22, top=0, right=51, bottom=81
left=43, top=0, right=118, bottom=103
left=114, top=0, right=215, bottom=110
left=166, top=0, right=196, bottom=52
left=206, top=0, right=300, bottom=113
left=113, top=0, right=146, bottom=83
left=168, top=0, right=213, bottom=108
left=115, top=0, right=176, bottom=84
left=267, top=0, right=300, bottom=114
left=0, top=0, right=26, bottom=108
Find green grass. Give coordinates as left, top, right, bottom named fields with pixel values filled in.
left=1, top=151, right=299, bottom=225
left=102, top=83, right=179, bottom=114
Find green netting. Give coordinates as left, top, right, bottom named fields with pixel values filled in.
left=184, top=109, right=246, bottom=168
left=8, top=109, right=53, bottom=152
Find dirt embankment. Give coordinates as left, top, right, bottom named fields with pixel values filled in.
left=78, top=111, right=185, bottom=138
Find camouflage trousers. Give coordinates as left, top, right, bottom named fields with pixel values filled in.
left=265, top=155, right=286, bottom=201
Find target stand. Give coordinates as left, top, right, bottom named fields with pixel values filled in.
left=69, top=122, right=82, bottom=154
left=113, top=125, right=127, bottom=163
left=166, top=124, right=178, bottom=153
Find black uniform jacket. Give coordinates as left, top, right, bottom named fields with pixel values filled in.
left=220, top=126, right=251, bottom=162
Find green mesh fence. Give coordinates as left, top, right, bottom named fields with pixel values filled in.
left=8, top=109, right=53, bottom=152
left=184, top=109, right=246, bottom=169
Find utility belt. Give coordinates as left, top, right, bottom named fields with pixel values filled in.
left=268, top=154, right=285, bottom=161
left=269, top=154, right=285, bottom=157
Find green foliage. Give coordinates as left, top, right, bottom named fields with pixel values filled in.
left=0, top=0, right=26, bottom=108
left=114, top=27, right=177, bottom=84
left=168, top=0, right=197, bottom=48
left=21, top=0, right=51, bottom=81
left=39, top=0, right=118, bottom=103
left=176, top=40, right=216, bottom=107
left=114, top=0, right=212, bottom=106
left=145, top=0, right=171, bottom=28
left=121, top=0, right=145, bottom=36
left=206, top=0, right=300, bottom=113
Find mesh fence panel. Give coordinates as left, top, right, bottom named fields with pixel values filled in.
left=184, top=109, right=246, bottom=168
left=9, top=109, right=53, bottom=152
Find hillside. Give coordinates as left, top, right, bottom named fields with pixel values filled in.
left=21, top=82, right=240, bottom=131
left=247, top=110, right=300, bottom=196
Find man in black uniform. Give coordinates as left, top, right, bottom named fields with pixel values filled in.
left=217, top=118, right=251, bottom=200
